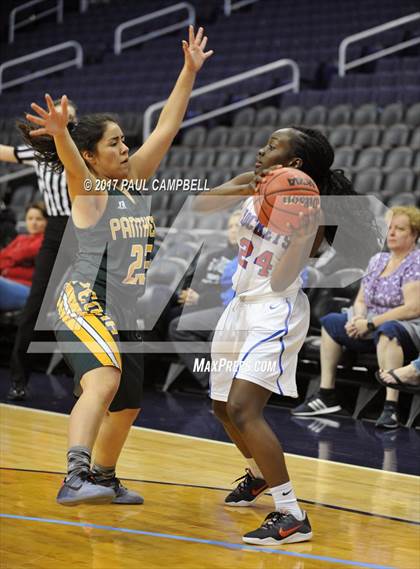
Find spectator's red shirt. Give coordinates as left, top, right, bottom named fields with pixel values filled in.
left=0, top=233, right=44, bottom=286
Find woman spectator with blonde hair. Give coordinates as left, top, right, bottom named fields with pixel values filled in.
left=293, top=205, right=420, bottom=428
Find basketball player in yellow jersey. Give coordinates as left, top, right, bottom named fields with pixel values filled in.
left=23, top=26, right=213, bottom=505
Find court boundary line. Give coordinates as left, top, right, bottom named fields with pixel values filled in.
left=0, top=513, right=398, bottom=569
left=1, top=466, right=419, bottom=526
left=1, top=403, right=418, bottom=479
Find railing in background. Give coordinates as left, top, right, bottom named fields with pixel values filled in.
left=143, top=59, right=300, bottom=139
left=114, top=2, right=195, bottom=55
left=338, top=12, right=420, bottom=77
left=224, top=0, right=259, bottom=17
left=0, top=168, right=35, bottom=187
left=0, top=41, right=83, bottom=95
left=9, top=0, right=63, bottom=44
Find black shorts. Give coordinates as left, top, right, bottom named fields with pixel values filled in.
left=55, top=281, right=143, bottom=412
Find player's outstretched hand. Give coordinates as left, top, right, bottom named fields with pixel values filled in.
left=26, top=94, right=69, bottom=137
left=183, top=25, right=214, bottom=73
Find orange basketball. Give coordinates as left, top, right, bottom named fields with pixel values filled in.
left=253, top=166, right=320, bottom=234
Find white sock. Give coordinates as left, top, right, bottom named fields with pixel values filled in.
left=246, top=458, right=264, bottom=479
left=270, top=481, right=304, bottom=520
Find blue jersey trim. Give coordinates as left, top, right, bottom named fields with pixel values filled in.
left=233, top=298, right=293, bottom=382
left=276, top=297, right=293, bottom=395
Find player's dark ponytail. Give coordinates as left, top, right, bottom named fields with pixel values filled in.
left=17, top=113, right=119, bottom=174
left=291, top=126, right=382, bottom=267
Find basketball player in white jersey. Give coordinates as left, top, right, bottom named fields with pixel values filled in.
left=194, top=126, right=378, bottom=545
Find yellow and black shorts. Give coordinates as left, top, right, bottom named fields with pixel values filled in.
left=55, top=281, right=143, bottom=412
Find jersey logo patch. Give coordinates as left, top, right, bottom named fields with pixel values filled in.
left=118, top=200, right=127, bottom=210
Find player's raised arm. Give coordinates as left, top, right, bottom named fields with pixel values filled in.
left=192, top=171, right=257, bottom=212
left=128, top=26, right=213, bottom=181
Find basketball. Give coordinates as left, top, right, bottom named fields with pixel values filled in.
left=253, top=166, right=320, bottom=234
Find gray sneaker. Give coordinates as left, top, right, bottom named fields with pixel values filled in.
left=96, top=476, right=144, bottom=505
left=56, top=472, right=115, bottom=506
left=375, top=404, right=400, bottom=429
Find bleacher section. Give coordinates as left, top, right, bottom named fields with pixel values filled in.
left=0, top=0, right=418, bottom=117
left=0, top=1, right=419, bottom=423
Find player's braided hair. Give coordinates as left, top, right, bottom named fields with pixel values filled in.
left=18, top=113, right=119, bottom=173
left=290, top=126, right=381, bottom=266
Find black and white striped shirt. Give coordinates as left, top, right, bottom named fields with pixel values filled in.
left=14, top=145, right=71, bottom=217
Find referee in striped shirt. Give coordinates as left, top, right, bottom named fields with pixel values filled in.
left=0, top=98, right=78, bottom=400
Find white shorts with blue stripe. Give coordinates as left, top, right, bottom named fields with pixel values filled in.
left=210, top=289, right=310, bottom=401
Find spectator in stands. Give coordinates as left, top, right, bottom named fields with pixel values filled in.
left=177, top=210, right=241, bottom=310
left=167, top=211, right=241, bottom=386
left=0, top=99, right=77, bottom=401
left=0, top=202, right=47, bottom=311
left=292, top=206, right=420, bottom=429
left=376, top=354, right=420, bottom=393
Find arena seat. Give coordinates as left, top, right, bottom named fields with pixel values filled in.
left=214, top=148, right=241, bottom=169
left=327, top=104, right=352, bottom=126
left=413, top=151, right=420, bottom=173
left=250, top=126, right=275, bottom=148
left=279, top=106, right=304, bottom=127
left=228, top=126, right=253, bottom=147
left=387, top=192, right=417, bottom=207
left=205, top=127, right=230, bottom=147
left=382, top=147, right=413, bottom=173
left=333, top=146, right=356, bottom=170
left=410, top=127, right=420, bottom=150
left=381, top=124, right=411, bottom=148
left=232, top=108, right=256, bottom=127
left=182, top=127, right=207, bottom=147
left=354, top=168, right=383, bottom=194
left=352, top=104, right=378, bottom=126
left=252, top=106, right=277, bottom=128
left=406, top=103, right=420, bottom=127
left=207, top=169, right=233, bottom=188
left=352, top=146, right=384, bottom=172
left=382, top=168, right=415, bottom=198
left=379, top=103, right=405, bottom=127
left=303, top=105, right=328, bottom=127
left=190, top=149, right=216, bottom=168
left=328, top=125, right=354, bottom=148
left=168, top=148, right=192, bottom=168
left=353, top=125, right=382, bottom=148
left=240, top=148, right=258, bottom=169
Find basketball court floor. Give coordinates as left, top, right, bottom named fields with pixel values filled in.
left=0, top=369, right=419, bottom=568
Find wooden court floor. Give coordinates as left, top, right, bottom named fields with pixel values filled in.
left=0, top=404, right=419, bottom=569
